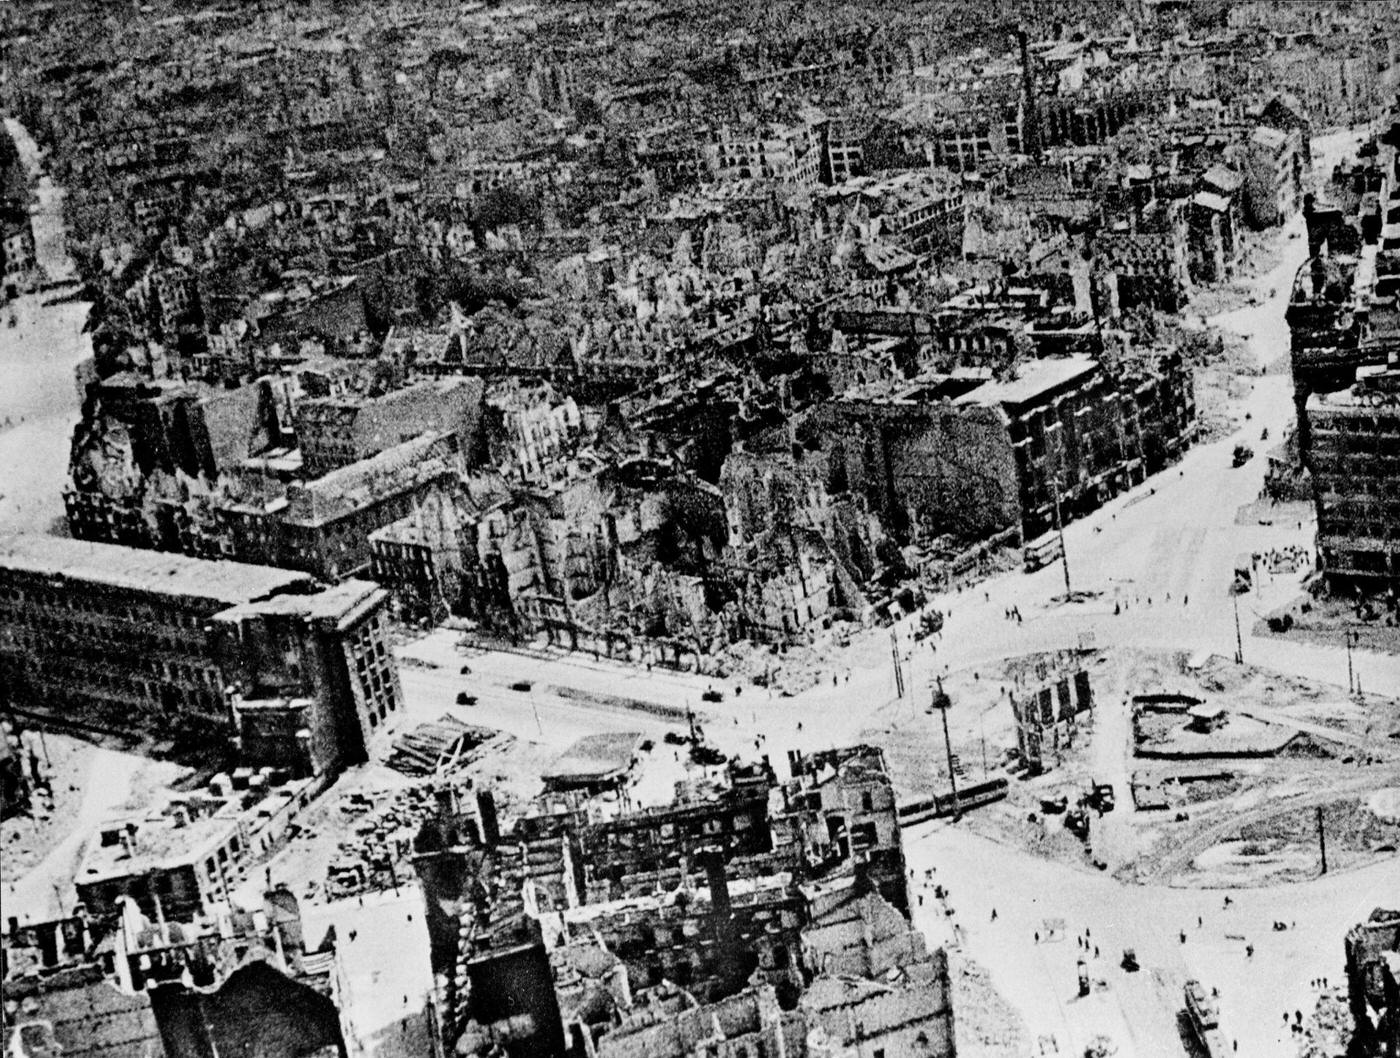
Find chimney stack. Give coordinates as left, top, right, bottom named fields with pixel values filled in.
left=699, top=847, right=732, bottom=921
left=475, top=789, right=500, bottom=846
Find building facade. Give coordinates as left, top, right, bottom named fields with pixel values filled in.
left=0, top=535, right=311, bottom=745
left=212, top=579, right=402, bottom=775
left=1306, top=361, right=1400, bottom=589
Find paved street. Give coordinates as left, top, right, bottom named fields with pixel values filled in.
left=0, top=117, right=91, bottom=536
left=909, top=820, right=1391, bottom=1058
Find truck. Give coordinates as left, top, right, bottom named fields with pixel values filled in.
left=1085, top=782, right=1115, bottom=813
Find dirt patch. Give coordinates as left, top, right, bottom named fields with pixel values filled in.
left=1255, top=590, right=1400, bottom=657
left=1182, top=795, right=1400, bottom=887
left=1, top=732, right=96, bottom=881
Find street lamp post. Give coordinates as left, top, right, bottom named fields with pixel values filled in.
left=933, top=679, right=960, bottom=821
left=1049, top=474, right=1072, bottom=600
left=1345, top=630, right=1357, bottom=695
left=1232, top=591, right=1244, bottom=665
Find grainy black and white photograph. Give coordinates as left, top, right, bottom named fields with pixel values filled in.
left=1, top=0, right=1398, bottom=1055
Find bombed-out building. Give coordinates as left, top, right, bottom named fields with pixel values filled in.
left=1345, top=908, right=1400, bottom=1058
left=1307, top=359, right=1400, bottom=589
left=1, top=888, right=345, bottom=1058
left=812, top=349, right=1195, bottom=547
left=406, top=745, right=940, bottom=1058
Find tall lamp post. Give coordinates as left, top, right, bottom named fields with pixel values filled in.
left=1345, top=629, right=1358, bottom=695
left=932, top=679, right=960, bottom=821
left=1049, top=473, right=1072, bottom=600
left=1232, top=591, right=1245, bottom=665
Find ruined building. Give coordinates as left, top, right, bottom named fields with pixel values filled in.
left=1, top=913, right=166, bottom=1058
left=1307, top=359, right=1400, bottom=589
left=0, top=889, right=345, bottom=1058
left=1345, top=908, right=1400, bottom=1058
left=813, top=349, right=1195, bottom=547
left=1287, top=121, right=1400, bottom=590
left=409, top=745, right=935, bottom=1058
left=295, top=376, right=484, bottom=478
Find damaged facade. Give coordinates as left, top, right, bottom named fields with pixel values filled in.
left=404, top=745, right=948, bottom=1058
left=45, top=0, right=1381, bottom=669
left=1286, top=99, right=1400, bottom=591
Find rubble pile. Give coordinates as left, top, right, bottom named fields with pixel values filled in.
left=326, top=784, right=445, bottom=900
left=1297, top=990, right=1352, bottom=1058
left=386, top=715, right=496, bottom=777
left=948, top=952, right=1031, bottom=1058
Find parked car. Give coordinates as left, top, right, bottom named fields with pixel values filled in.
left=459, top=664, right=473, bottom=675
left=456, top=692, right=478, bottom=706
left=1087, top=783, right=1115, bottom=813
left=663, top=731, right=688, bottom=746
left=509, top=680, right=533, bottom=692
left=701, top=688, right=724, bottom=703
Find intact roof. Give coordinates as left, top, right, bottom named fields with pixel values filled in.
left=78, top=811, right=241, bottom=880
left=0, top=534, right=311, bottom=606
left=543, top=732, right=644, bottom=784
left=284, top=432, right=457, bottom=526
left=862, top=242, right=918, bottom=274
left=1193, top=191, right=1232, bottom=213
left=953, top=354, right=1099, bottom=411
left=214, top=579, right=386, bottom=627
left=1251, top=126, right=1291, bottom=152
left=1201, top=164, right=1242, bottom=194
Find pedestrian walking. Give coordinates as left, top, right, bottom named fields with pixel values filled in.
left=991, top=908, right=998, bottom=922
